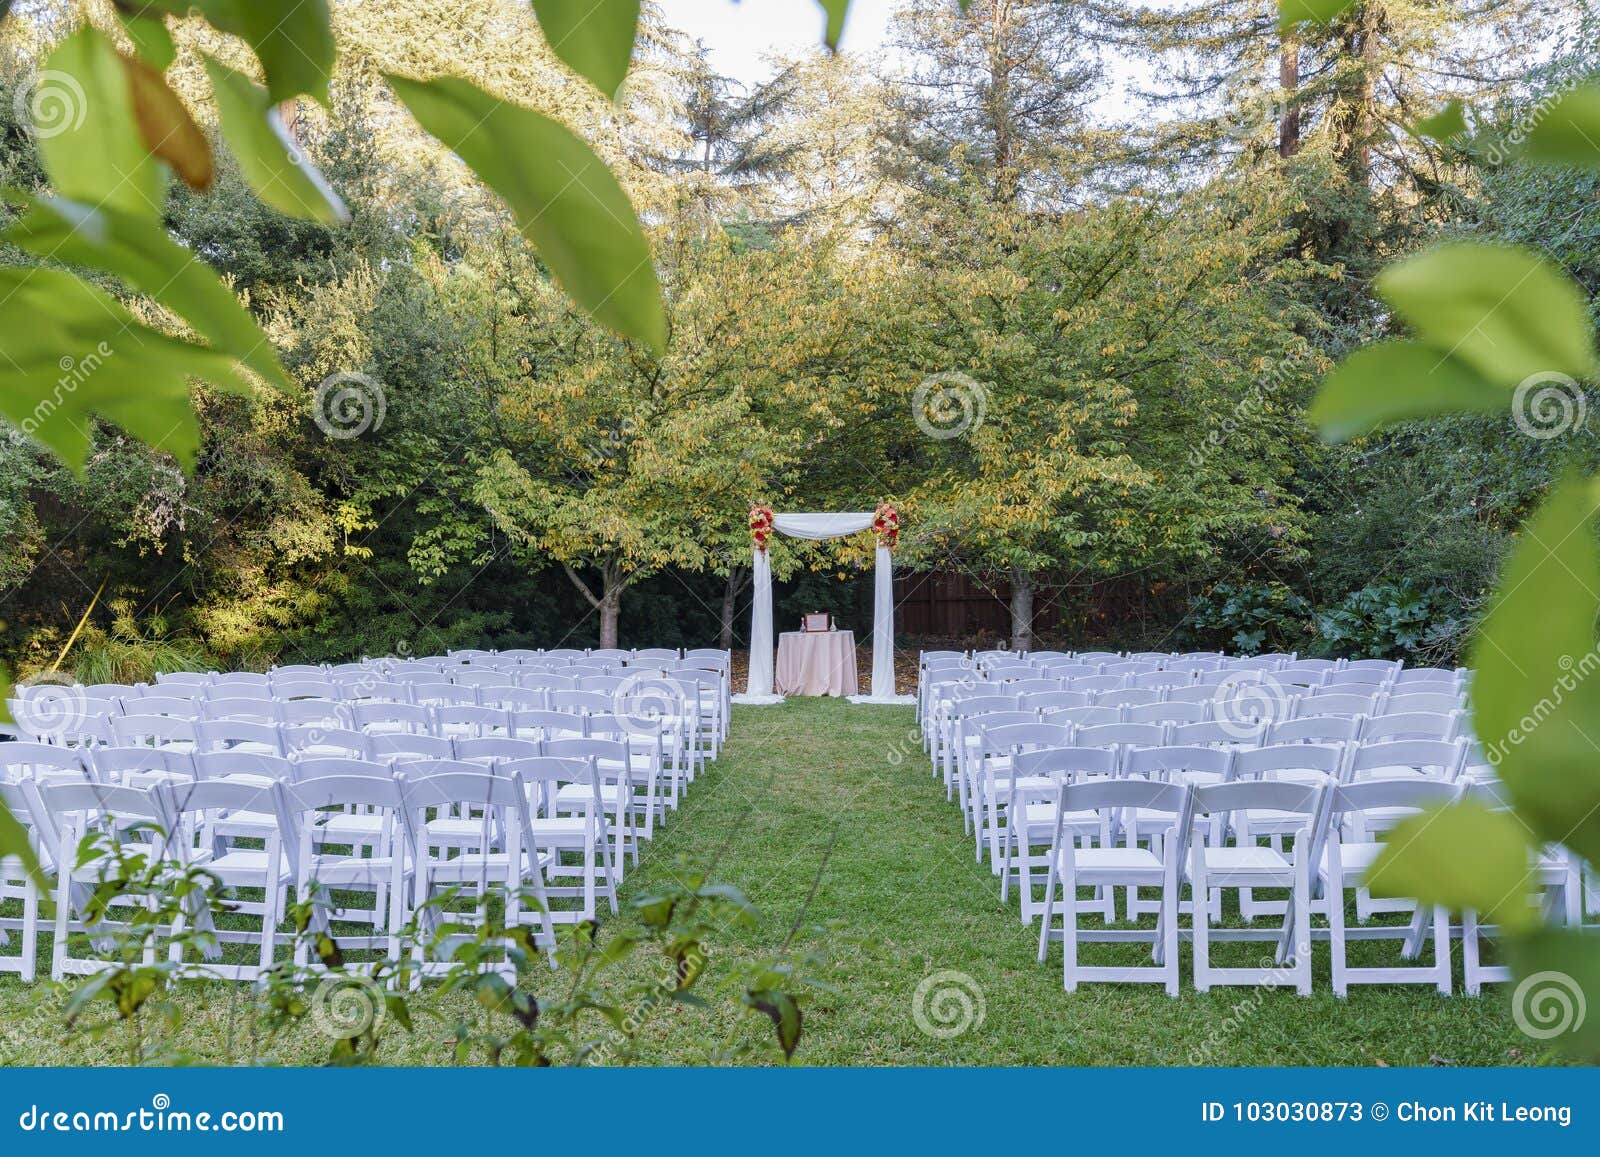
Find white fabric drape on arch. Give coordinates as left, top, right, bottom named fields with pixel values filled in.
left=740, top=512, right=904, bottom=704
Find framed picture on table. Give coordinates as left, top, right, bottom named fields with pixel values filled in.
left=802, top=612, right=832, bottom=633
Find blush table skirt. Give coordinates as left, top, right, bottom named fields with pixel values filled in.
left=774, top=630, right=859, bottom=696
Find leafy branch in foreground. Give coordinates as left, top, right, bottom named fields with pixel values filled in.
left=1282, top=0, right=1600, bottom=1059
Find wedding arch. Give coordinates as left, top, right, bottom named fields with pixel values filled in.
left=737, top=504, right=914, bottom=705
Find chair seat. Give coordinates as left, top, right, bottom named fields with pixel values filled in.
left=530, top=817, right=599, bottom=843
left=1322, top=841, right=1382, bottom=878
left=1195, top=845, right=1293, bottom=881
left=207, top=849, right=292, bottom=882
left=1060, top=846, right=1163, bottom=873
left=305, top=854, right=400, bottom=886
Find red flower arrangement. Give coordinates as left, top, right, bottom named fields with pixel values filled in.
left=873, top=502, right=899, bottom=550
left=749, top=504, right=775, bottom=552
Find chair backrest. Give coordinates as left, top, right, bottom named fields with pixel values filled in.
left=202, top=682, right=271, bottom=701
left=89, top=745, right=196, bottom=783
left=1345, top=738, right=1467, bottom=781
left=367, top=732, right=454, bottom=763
left=408, top=682, right=477, bottom=707
left=1341, top=658, right=1401, bottom=675
left=1131, top=670, right=1195, bottom=690
left=350, top=701, right=431, bottom=733
left=193, top=750, right=294, bottom=783
left=452, top=736, right=543, bottom=766
left=1073, top=722, right=1168, bottom=751
left=1057, top=777, right=1191, bottom=817
left=1040, top=706, right=1120, bottom=730
left=1267, top=715, right=1361, bottom=745
left=1168, top=720, right=1264, bottom=748
left=1381, top=692, right=1463, bottom=716
left=1295, top=693, right=1378, bottom=719
left=976, top=722, right=1074, bottom=754
left=128, top=695, right=200, bottom=719
left=1012, top=745, right=1116, bottom=780
left=282, top=726, right=372, bottom=759
left=292, top=756, right=394, bottom=780
left=194, top=719, right=285, bottom=755
left=946, top=695, right=1024, bottom=719
left=1233, top=742, right=1344, bottom=781
left=1192, top=777, right=1327, bottom=821
left=0, top=742, right=89, bottom=783
left=1094, top=688, right=1162, bottom=709
left=434, top=705, right=513, bottom=736
left=551, top=690, right=616, bottom=715
left=511, top=709, right=588, bottom=741
left=200, top=697, right=281, bottom=723
left=1124, top=744, right=1234, bottom=782
left=1325, top=776, right=1461, bottom=818
left=1359, top=710, right=1458, bottom=743
left=111, top=714, right=197, bottom=746
left=475, top=685, right=546, bottom=711
left=1018, top=690, right=1090, bottom=711
left=1033, top=663, right=1100, bottom=680
left=1124, top=702, right=1209, bottom=726
left=1070, top=675, right=1128, bottom=693
left=271, top=680, right=340, bottom=701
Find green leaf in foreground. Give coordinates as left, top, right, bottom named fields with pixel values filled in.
left=817, top=0, right=851, bottom=50
left=1367, top=800, right=1536, bottom=930
left=205, top=58, right=348, bottom=225
left=1278, top=0, right=1356, bottom=34
left=1411, top=100, right=1467, bottom=144
left=0, top=667, right=43, bottom=885
left=1309, top=340, right=1509, bottom=440
left=1504, top=929, right=1600, bottom=1059
left=385, top=73, right=665, bottom=353
left=1521, top=83, right=1600, bottom=170
left=3, top=194, right=291, bottom=391
left=1468, top=477, right=1600, bottom=868
left=115, top=6, right=177, bottom=70
left=0, top=266, right=251, bottom=470
left=1376, top=243, right=1598, bottom=385
left=34, top=27, right=166, bottom=220
left=530, top=0, right=640, bottom=100
left=140, top=0, right=334, bottom=103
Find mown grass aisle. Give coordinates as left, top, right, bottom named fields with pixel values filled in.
left=621, top=698, right=1538, bottom=1066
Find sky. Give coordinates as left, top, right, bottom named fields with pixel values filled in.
left=655, top=0, right=902, bottom=85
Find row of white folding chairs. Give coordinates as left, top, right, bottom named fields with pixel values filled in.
left=1013, top=766, right=1578, bottom=996
left=0, top=720, right=676, bottom=854
left=920, top=663, right=1465, bottom=724
left=9, top=686, right=720, bottom=771
left=0, top=754, right=626, bottom=984
left=927, top=691, right=1470, bottom=783
left=959, top=723, right=1476, bottom=873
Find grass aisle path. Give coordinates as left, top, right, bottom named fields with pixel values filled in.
left=623, top=699, right=1538, bottom=1066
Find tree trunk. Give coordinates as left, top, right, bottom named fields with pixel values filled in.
left=598, top=594, right=621, bottom=649
left=1009, top=567, right=1034, bottom=652
left=1278, top=35, right=1300, bottom=159
left=719, top=565, right=749, bottom=651
left=562, top=560, right=629, bottom=649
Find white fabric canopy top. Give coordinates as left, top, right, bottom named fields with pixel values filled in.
left=742, top=511, right=904, bottom=704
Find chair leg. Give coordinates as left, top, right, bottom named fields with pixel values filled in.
left=1061, top=867, right=1079, bottom=993
left=1328, top=880, right=1349, bottom=998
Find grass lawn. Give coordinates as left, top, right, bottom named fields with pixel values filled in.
left=0, top=698, right=1544, bottom=1066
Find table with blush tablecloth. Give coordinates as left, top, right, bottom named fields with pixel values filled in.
left=774, top=630, right=859, bottom=697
